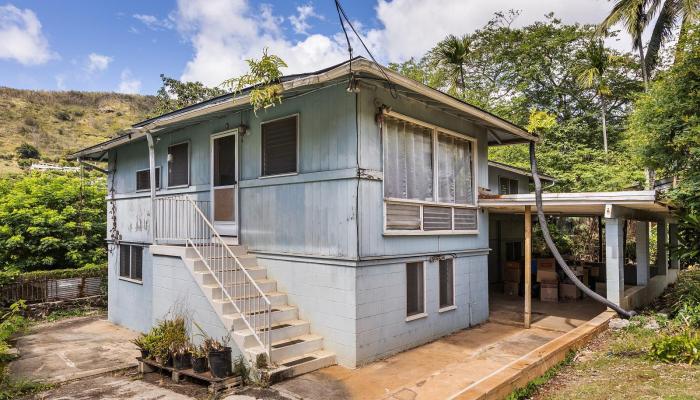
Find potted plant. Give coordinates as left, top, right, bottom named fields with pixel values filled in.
left=131, top=335, right=150, bottom=359
left=190, top=344, right=209, bottom=374
left=171, top=342, right=192, bottom=370
left=206, top=336, right=232, bottom=378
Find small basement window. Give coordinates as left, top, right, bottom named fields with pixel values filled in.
left=439, top=259, right=454, bottom=309
left=119, top=244, right=143, bottom=282
left=499, top=177, right=519, bottom=195
left=261, top=115, right=298, bottom=176
left=136, top=167, right=161, bottom=191
left=168, top=142, right=190, bottom=187
left=406, top=262, right=425, bottom=318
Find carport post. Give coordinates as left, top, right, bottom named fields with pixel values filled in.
left=669, top=223, right=679, bottom=269
left=657, top=222, right=668, bottom=275
left=524, top=206, right=532, bottom=329
left=605, top=217, right=625, bottom=306
left=635, top=221, right=650, bottom=286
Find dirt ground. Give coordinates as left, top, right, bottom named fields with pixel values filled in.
left=533, top=330, right=700, bottom=400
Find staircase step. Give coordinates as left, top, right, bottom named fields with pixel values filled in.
left=234, top=319, right=310, bottom=348
left=250, top=334, right=324, bottom=363
left=270, top=350, right=336, bottom=381
left=191, top=256, right=259, bottom=271
left=198, top=268, right=266, bottom=286
left=204, top=279, right=277, bottom=299
left=186, top=244, right=248, bottom=259
left=223, top=305, right=298, bottom=330
left=212, top=292, right=287, bottom=315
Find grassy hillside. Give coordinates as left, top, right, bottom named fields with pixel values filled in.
left=0, top=87, right=156, bottom=174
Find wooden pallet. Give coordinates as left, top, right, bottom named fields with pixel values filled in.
left=137, top=357, right=241, bottom=393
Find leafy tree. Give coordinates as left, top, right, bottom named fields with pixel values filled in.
left=627, top=23, right=700, bottom=262
left=0, top=172, right=107, bottom=272
left=598, top=0, right=699, bottom=86
left=14, top=143, right=39, bottom=159
left=432, top=34, right=472, bottom=96
left=576, top=39, right=614, bottom=152
left=153, top=75, right=225, bottom=116
left=220, top=48, right=288, bottom=113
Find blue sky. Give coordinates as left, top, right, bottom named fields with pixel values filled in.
left=0, top=0, right=639, bottom=96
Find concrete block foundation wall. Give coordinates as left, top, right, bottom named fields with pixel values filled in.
left=261, top=254, right=489, bottom=368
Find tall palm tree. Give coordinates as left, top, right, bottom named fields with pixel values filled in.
left=434, top=34, right=472, bottom=96
left=598, top=0, right=699, bottom=89
left=577, top=40, right=613, bottom=153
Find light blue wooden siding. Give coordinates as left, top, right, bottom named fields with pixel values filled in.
left=109, top=83, right=359, bottom=256
left=487, top=166, right=530, bottom=194
left=356, top=86, right=490, bottom=258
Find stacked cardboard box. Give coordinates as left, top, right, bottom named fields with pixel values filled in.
left=559, top=282, right=582, bottom=300
left=503, top=261, right=521, bottom=296
left=537, top=258, right=558, bottom=302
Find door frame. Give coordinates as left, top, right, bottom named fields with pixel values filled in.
left=210, top=129, right=239, bottom=238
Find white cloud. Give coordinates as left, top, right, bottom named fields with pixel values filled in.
left=133, top=13, right=174, bottom=31
left=289, top=3, right=323, bottom=35
left=175, top=0, right=347, bottom=86
left=0, top=4, right=54, bottom=65
left=174, top=0, right=653, bottom=87
left=118, top=69, right=142, bottom=94
left=86, top=52, right=113, bottom=72
left=55, top=74, right=66, bottom=90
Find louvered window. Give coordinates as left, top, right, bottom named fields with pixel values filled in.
left=383, top=112, right=477, bottom=234
left=136, top=167, right=160, bottom=191
left=499, top=177, right=519, bottom=195
left=168, top=142, right=189, bottom=187
left=119, top=244, right=143, bottom=282
left=262, top=115, right=297, bottom=176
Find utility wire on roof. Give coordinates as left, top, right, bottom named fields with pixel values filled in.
left=334, top=0, right=398, bottom=98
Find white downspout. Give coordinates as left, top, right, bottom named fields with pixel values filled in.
left=146, top=132, right=157, bottom=244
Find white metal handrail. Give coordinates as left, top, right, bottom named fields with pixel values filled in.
left=155, top=195, right=271, bottom=357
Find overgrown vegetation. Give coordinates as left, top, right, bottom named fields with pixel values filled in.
left=0, top=300, right=49, bottom=399
left=0, top=172, right=106, bottom=272
left=506, top=351, right=575, bottom=400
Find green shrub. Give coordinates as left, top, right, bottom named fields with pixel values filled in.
left=14, top=143, right=39, bottom=160
left=649, top=330, right=700, bottom=364
left=677, top=303, right=700, bottom=328
left=0, top=263, right=107, bottom=286
left=664, top=267, right=700, bottom=315
left=0, top=172, right=106, bottom=271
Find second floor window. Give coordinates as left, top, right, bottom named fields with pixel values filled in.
left=499, top=177, right=519, bottom=195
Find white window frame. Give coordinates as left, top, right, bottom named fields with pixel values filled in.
left=118, top=244, right=144, bottom=284
left=259, top=113, right=300, bottom=178
left=135, top=166, right=161, bottom=192
left=382, top=110, right=479, bottom=236
left=438, top=258, right=457, bottom=313
left=167, top=141, right=191, bottom=189
left=405, top=261, right=428, bottom=322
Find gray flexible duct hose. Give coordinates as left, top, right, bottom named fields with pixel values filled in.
left=529, top=142, right=635, bottom=318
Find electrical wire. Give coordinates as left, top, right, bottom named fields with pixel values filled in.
left=334, top=0, right=398, bottom=98
left=529, top=142, right=635, bottom=319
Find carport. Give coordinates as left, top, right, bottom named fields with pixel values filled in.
left=481, top=190, right=678, bottom=327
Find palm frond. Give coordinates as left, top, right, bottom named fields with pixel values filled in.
left=646, top=0, right=681, bottom=71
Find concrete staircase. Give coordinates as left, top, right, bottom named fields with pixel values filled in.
left=182, top=245, right=336, bottom=379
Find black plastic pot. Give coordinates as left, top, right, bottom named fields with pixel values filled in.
left=191, top=355, right=208, bottom=374
left=208, top=347, right=232, bottom=378
left=173, top=352, right=192, bottom=370
left=140, top=349, right=149, bottom=359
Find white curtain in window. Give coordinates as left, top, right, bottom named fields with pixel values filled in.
left=438, top=133, right=473, bottom=204
left=384, top=118, right=433, bottom=201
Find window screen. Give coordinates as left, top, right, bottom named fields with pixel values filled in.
left=168, top=143, right=189, bottom=187
left=119, top=244, right=143, bottom=281
left=384, top=118, right=433, bottom=201
left=262, top=116, right=297, bottom=176
left=438, top=133, right=473, bottom=204
left=136, top=167, right=160, bottom=191
left=499, top=177, right=519, bottom=195
left=406, top=262, right=425, bottom=317
left=213, top=135, right=236, bottom=186
left=439, top=259, right=454, bottom=309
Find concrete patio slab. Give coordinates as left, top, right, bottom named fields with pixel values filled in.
left=29, top=374, right=194, bottom=400
left=274, top=294, right=609, bottom=400
left=9, top=315, right=140, bottom=383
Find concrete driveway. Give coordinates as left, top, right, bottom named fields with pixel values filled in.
left=9, top=315, right=140, bottom=383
